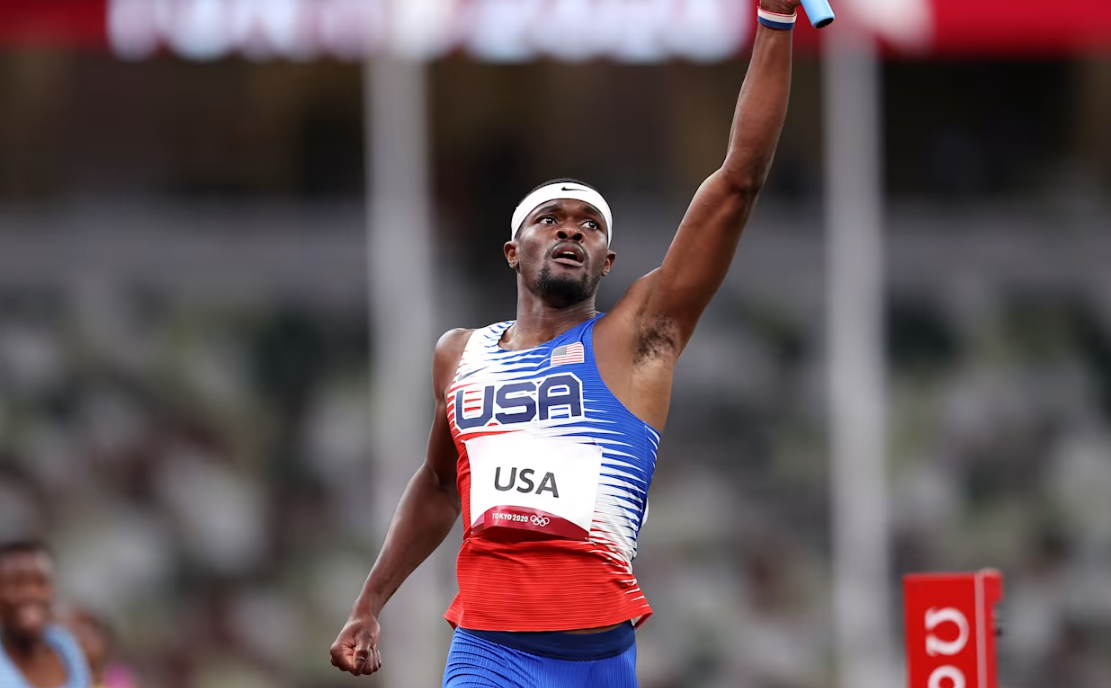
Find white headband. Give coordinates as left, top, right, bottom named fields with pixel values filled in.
left=510, top=183, right=614, bottom=245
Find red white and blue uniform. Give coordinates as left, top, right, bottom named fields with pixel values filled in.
left=442, top=315, right=658, bottom=687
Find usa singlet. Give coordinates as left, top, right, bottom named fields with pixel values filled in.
left=445, top=315, right=659, bottom=632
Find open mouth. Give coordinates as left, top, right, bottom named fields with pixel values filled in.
left=14, top=602, right=49, bottom=631
left=550, top=242, right=586, bottom=267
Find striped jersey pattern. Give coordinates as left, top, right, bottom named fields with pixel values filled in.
left=445, top=315, right=659, bottom=632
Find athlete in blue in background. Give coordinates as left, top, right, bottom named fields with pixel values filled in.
left=0, top=540, right=92, bottom=688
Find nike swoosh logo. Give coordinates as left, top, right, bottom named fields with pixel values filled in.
left=561, top=186, right=581, bottom=192
left=457, top=366, right=488, bottom=381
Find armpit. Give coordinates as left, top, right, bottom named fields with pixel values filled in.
left=634, top=315, right=681, bottom=365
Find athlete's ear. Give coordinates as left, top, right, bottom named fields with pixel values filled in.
left=504, top=241, right=519, bottom=270
left=602, top=250, right=616, bottom=276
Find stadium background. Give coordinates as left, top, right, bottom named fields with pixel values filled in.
left=1, top=1, right=1110, bottom=687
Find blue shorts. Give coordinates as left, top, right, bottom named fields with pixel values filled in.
left=443, top=625, right=638, bottom=688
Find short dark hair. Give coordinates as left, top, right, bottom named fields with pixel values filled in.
left=0, top=539, right=52, bottom=562
left=520, top=178, right=600, bottom=203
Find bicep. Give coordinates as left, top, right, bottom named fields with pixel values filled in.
left=424, top=397, right=460, bottom=496
left=425, top=327, right=470, bottom=495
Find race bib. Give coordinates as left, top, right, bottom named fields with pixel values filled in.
left=465, top=432, right=603, bottom=541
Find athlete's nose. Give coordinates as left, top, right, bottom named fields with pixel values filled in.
left=557, top=228, right=584, bottom=242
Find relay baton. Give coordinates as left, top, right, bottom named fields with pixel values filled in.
left=799, top=0, right=835, bottom=28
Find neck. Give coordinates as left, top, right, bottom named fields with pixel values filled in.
left=2, top=630, right=48, bottom=662
left=508, top=285, right=597, bottom=350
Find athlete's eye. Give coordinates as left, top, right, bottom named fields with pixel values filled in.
left=583, top=219, right=600, bottom=231
left=538, top=216, right=557, bottom=225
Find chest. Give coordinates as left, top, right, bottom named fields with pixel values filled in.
left=8, top=649, right=70, bottom=688
left=451, top=369, right=589, bottom=435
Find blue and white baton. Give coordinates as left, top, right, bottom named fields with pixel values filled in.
left=800, top=0, right=835, bottom=28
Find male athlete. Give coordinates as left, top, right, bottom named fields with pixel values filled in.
left=332, top=1, right=804, bottom=685
left=0, top=540, right=92, bottom=688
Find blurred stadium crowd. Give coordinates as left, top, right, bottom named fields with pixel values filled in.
left=2, top=38, right=1111, bottom=688
left=4, top=245, right=1111, bottom=688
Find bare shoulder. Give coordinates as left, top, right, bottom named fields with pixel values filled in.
left=432, top=328, right=474, bottom=397
left=435, top=328, right=473, bottom=358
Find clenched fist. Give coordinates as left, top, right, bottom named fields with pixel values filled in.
left=330, top=612, right=382, bottom=676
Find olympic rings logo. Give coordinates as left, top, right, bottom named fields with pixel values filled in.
left=530, top=515, right=550, bottom=527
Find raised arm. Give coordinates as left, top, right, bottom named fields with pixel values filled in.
left=636, top=1, right=798, bottom=350
left=329, top=328, right=469, bottom=677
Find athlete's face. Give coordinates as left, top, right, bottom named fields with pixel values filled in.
left=0, top=551, right=54, bottom=641
left=506, top=199, right=616, bottom=307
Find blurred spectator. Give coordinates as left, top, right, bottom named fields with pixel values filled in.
left=0, top=540, right=92, bottom=688
left=65, top=609, right=139, bottom=688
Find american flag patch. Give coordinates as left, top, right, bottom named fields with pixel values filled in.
left=550, top=342, right=585, bottom=366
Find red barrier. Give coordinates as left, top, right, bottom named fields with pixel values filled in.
left=0, top=0, right=107, bottom=49
left=904, top=570, right=1004, bottom=688
left=932, top=0, right=1111, bottom=55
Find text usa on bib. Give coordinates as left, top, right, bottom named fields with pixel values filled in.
left=465, top=432, right=603, bottom=541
